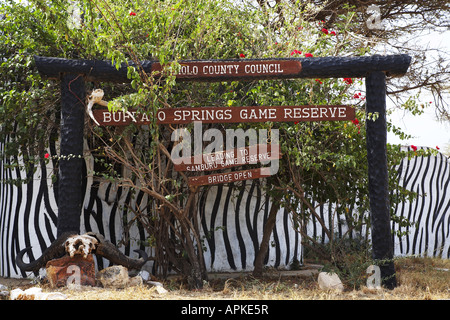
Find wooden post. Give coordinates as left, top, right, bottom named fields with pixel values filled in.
left=365, top=71, right=397, bottom=289
left=57, top=73, right=85, bottom=237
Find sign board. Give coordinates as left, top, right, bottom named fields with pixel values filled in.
left=157, top=105, right=354, bottom=124
left=188, top=168, right=272, bottom=187
left=173, top=144, right=280, bottom=172
left=151, top=60, right=302, bottom=80
left=93, top=105, right=354, bottom=126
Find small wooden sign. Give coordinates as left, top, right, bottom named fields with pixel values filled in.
left=151, top=60, right=302, bottom=80
left=174, top=144, right=280, bottom=172
left=157, top=105, right=354, bottom=124
left=188, top=168, right=273, bottom=187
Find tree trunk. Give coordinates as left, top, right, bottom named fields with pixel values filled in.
left=181, top=191, right=206, bottom=289
left=253, top=200, right=281, bottom=277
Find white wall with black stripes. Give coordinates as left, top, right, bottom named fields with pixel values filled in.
left=1, top=143, right=449, bottom=278
left=1, top=138, right=302, bottom=278
left=392, top=146, right=450, bottom=258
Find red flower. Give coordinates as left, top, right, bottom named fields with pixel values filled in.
left=343, top=78, right=353, bottom=85
left=304, top=53, right=313, bottom=57
left=129, top=11, right=136, bottom=16
left=436, top=146, right=440, bottom=150
left=239, top=53, right=245, bottom=58
left=291, top=50, right=301, bottom=56
left=330, top=31, right=336, bottom=36
left=44, top=153, right=50, bottom=159
left=321, top=28, right=329, bottom=35
left=315, top=79, right=323, bottom=84
left=351, top=119, right=361, bottom=134
left=411, top=145, right=418, bottom=152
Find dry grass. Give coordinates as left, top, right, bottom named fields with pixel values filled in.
left=3, top=257, right=449, bottom=300
left=53, top=257, right=450, bottom=300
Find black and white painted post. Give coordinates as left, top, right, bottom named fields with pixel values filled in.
left=35, top=54, right=411, bottom=288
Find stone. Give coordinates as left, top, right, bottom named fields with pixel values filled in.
left=46, top=254, right=96, bottom=288
left=97, top=265, right=130, bottom=289
left=10, top=287, right=67, bottom=300
left=317, top=272, right=344, bottom=292
left=128, top=275, right=143, bottom=287
left=138, top=270, right=150, bottom=281
left=0, top=291, right=9, bottom=299
left=43, top=292, right=68, bottom=300
left=10, top=287, right=43, bottom=300
left=147, top=281, right=168, bottom=294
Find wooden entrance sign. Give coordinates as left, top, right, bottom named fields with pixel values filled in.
left=151, top=60, right=302, bottom=81
left=92, top=105, right=354, bottom=126
left=157, top=105, right=354, bottom=124
left=35, top=54, right=412, bottom=288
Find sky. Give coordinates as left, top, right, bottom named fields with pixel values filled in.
left=387, top=103, right=449, bottom=151
left=385, top=28, right=450, bottom=153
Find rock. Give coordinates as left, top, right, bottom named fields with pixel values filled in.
left=128, top=275, right=143, bottom=287
left=10, top=287, right=67, bottom=300
left=10, top=288, right=25, bottom=300
left=147, top=281, right=168, bottom=294
left=11, top=287, right=43, bottom=300
left=138, top=270, right=150, bottom=281
left=0, top=284, right=8, bottom=299
left=317, top=272, right=344, bottom=292
left=43, top=292, right=68, bottom=300
left=97, top=265, right=130, bottom=289
left=46, top=254, right=96, bottom=288
left=0, top=291, right=9, bottom=299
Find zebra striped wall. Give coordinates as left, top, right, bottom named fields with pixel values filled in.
left=1, top=139, right=301, bottom=278
left=392, top=146, right=450, bottom=258
left=1, top=143, right=449, bottom=278
left=306, top=146, right=450, bottom=259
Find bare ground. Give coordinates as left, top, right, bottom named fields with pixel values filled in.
left=1, top=257, right=449, bottom=300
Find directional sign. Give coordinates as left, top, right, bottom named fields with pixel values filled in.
left=173, top=144, right=280, bottom=172
left=188, top=168, right=273, bottom=187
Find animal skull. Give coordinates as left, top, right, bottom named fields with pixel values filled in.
left=17, top=232, right=149, bottom=272
left=64, top=234, right=99, bottom=258
left=86, top=89, right=137, bottom=126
